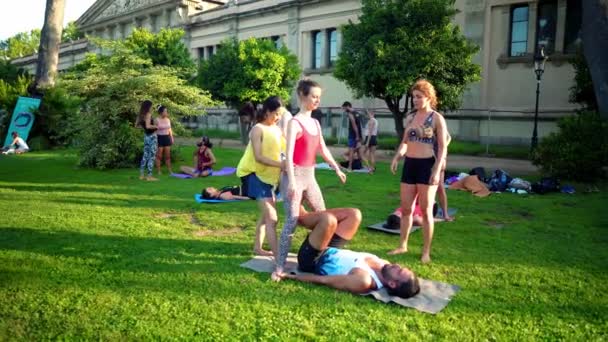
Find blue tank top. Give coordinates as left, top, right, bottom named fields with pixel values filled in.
left=316, top=248, right=383, bottom=290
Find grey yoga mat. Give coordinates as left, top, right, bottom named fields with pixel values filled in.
left=368, top=208, right=458, bottom=235
left=240, top=254, right=460, bottom=314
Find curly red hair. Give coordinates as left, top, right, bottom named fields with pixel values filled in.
left=410, top=79, right=438, bottom=109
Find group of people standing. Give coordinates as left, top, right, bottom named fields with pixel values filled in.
left=233, top=78, right=448, bottom=298
left=136, top=100, right=175, bottom=181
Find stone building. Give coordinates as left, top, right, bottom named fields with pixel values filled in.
left=12, top=0, right=583, bottom=144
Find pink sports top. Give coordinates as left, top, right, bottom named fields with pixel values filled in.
left=156, top=118, right=171, bottom=135
left=292, top=118, right=321, bottom=167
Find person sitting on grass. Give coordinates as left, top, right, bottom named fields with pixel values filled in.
left=201, top=186, right=250, bottom=201
left=180, top=136, right=216, bottom=177
left=276, top=206, right=421, bottom=299
left=2, top=132, right=29, bottom=155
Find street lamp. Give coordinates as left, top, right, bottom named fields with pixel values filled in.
left=531, top=46, right=548, bottom=151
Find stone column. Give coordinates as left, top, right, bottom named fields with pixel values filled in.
left=142, top=15, right=153, bottom=31
left=286, top=7, right=299, bottom=57
left=527, top=2, right=538, bottom=53
left=301, top=31, right=311, bottom=69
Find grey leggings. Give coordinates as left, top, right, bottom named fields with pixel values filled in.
left=276, top=166, right=325, bottom=270
left=140, top=134, right=158, bottom=177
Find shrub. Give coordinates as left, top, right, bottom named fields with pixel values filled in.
left=532, top=111, right=608, bottom=182
left=32, top=86, right=82, bottom=147
left=61, top=37, right=216, bottom=169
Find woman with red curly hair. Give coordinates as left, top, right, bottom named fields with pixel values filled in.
left=389, top=79, right=449, bottom=263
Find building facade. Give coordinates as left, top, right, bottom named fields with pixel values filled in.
left=12, top=0, right=582, bottom=144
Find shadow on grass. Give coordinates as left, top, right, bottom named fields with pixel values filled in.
left=0, top=227, right=250, bottom=275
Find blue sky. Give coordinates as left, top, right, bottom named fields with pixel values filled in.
left=0, top=0, right=97, bottom=40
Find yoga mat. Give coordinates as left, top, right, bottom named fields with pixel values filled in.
left=171, top=167, right=237, bottom=179
left=316, top=162, right=371, bottom=173
left=194, top=194, right=248, bottom=203
left=211, top=167, right=236, bottom=176
left=367, top=209, right=458, bottom=235
left=241, top=254, right=460, bottom=314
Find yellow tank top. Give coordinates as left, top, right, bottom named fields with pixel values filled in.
left=236, top=124, right=285, bottom=186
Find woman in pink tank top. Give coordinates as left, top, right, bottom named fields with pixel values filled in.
left=272, top=79, right=346, bottom=281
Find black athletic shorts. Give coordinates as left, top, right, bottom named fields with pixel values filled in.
left=157, top=134, right=172, bottom=147
left=297, top=234, right=350, bottom=272
left=401, top=156, right=435, bottom=185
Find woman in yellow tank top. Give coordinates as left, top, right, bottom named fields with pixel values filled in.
left=237, top=96, right=286, bottom=256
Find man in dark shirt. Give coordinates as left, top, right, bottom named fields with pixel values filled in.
left=342, top=101, right=362, bottom=170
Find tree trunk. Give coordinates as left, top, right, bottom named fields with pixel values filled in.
left=35, top=0, right=65, bottom=89
left=386, top=96, right=405, bottom=140
left=582, top=0, right=608, bottom=118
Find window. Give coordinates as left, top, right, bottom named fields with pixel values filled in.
left=564, top=0, right=582, bottom=54
left=328, top=29, right=338, bottom=66
left=271, top=35, right=283, bottom=49
left=198, top=47, right=205, bottom=62
left=509, top=5, right=528, bottom=57
left=535, top=0, right=557, bottom=54
left=312, top=31, right=322, bottom=69
left=206, top=46, right=215, bottom=59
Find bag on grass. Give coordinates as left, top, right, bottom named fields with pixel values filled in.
left=531, top=177, right=560, bottom=194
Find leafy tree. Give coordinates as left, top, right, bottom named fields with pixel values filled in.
left=124, top=28, right=196, bottom=78
left=197, top=37, right=301, bottom=108
left=0, top=30, right=41, bottom=60
left=61, top=21, right=83, bottom=42
left=36, top=0, right=66, bottom=89
left=581, top=0, right=608, bottom=118
left=569, top=45, right=598, bottom=111
left=61, top=38, right=216, bottom=169
left=334, top=0, right=480, bottom=138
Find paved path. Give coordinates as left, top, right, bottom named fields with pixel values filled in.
left=175, top=137, right=539, bottom=175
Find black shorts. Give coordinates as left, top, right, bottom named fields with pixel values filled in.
left=157, top=135, right=172, bottom=147
left=297, top=234, right=349, bottom=272
left=367, top=135, right=378, bottom=147
left=401, top=156, right=435, bottom=185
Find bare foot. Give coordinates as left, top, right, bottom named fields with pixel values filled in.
left=146, top=176, right=159, bottom=181
left=254, top=249, right=273, bottom=257
left=271, top=271, right=284, bottom=282
left=139, top=175, right=145, bottom=180
left=421, top=254, right=431, bottom=264
left=444, top=215, right=455, bottom=222
left=388, top=247, right=408, bottom=255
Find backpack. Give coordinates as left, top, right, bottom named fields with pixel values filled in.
left=488, top=169, right=512, bottom=192
left=531, top=177, right=560, bottom=194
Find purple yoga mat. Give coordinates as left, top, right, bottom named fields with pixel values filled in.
left=211, top=167, right=236, bottom=176
left=170, top=167, right=236, bottom=179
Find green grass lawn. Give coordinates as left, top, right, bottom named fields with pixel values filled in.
left=1, top=148, right=607, bottom=340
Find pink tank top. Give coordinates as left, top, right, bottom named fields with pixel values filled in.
left=292, top=118, right=321, bottom=167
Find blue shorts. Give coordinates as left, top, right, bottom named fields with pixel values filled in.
left=242, top=173, right=274, bottom=200
left=348, top=137, right=359, bottom=148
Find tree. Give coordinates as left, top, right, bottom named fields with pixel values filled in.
left=569, top=45, right=597, bottom=111
left=35, top=0, right=66, bottom=89
left=61, top=21, right=83, bottom=42
left=124, top=28, right=196, bottom=79
left=0, top=30, right=41, bottom=60
left=581, top=0, right=608, bottom=118
left=334, top=0, right=480, bottom=139
left=197, top=37, right=301, bottom=108
left=61, top=38, right=217, bottom=169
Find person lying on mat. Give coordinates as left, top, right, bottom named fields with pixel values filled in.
left=180, top=136, right=216, bottom=177
left=202, top=186, right=250, bottom=201
left=275, top=208, right=421, bottom=299
left=385, top=202, right=439, bottom=230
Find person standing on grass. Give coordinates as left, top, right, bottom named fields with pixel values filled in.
left=180, top=136, right=216, bottom=177
left=155, top=105, right=174, bottom=175
left=272, top=79, right=346, bottom=281
left=342, top=101, right=363, bottom=171
left=435, top=130, right=453, bottom=221
left=239, top=102, right=255, bottom=145
left=136, top=100, right=158, bottom=181
left=237, top=96, right=286, bottom=256
left=363, top=109, right=378, bottom=172
left=389, top=79, right=448, bottom=263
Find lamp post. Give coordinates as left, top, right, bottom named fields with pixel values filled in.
left=531, top=46, right=548, bottom=151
